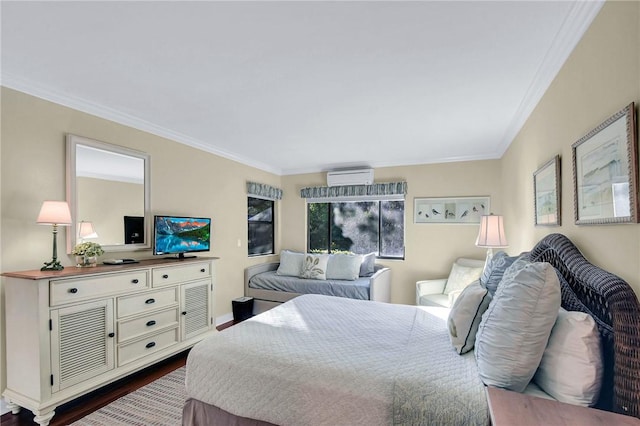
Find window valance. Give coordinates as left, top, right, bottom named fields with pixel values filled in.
left=247, top=181, right=283, bottom=200
left=300, top=182, right=407, bottom=201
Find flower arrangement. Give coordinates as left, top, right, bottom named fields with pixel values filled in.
left=71, top=242, right=104, bottom=257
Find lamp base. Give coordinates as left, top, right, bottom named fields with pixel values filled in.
left=41, top=259, right=64, bottom=271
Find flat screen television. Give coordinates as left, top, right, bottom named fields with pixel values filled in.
left=153, top=215, right=211, bottom=259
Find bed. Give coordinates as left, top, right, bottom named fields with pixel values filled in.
left=183, top=233, right=640, bottom=425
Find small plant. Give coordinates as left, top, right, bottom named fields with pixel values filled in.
left=72, top=242, right=104, bottom=257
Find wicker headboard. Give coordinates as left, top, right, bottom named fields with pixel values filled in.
left=526, top=233, right=640, bottom=417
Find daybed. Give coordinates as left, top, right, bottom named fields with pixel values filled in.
left=184, top=234, right=640, bottom=425
left=244, top=253, right=392, bottom=305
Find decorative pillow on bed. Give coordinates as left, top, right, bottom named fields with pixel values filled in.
left=479, top=251, right=519, bottom=296
left=533, top=308, right=603, bottom=406
left=326, top=254, right=363, bottom=280
left=447, top=280, right=492, bottom=354
left=443, top=262, right=484, bottom=295
left=276, top=250, right=305, bottom=277
left=300, top=254, right=329, bottom=280
left=359, top=252, right=376, bottom=277
left=474, top=260, right=561, bottom=392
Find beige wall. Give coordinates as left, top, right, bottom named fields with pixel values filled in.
left=281, top=160, right=503, bottom=305
left=502, top=0, right=640, bottom=296
left=0, top=87, right=281, bottom=392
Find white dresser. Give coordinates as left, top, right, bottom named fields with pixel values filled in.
left=2, top=257, right=218, bottom=425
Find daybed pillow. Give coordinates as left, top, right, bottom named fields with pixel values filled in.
left=479, top=251, right=519, bottom=295
left=533, top=308, right=603, bottom=406
left=447, top=280, right=492, bottom=354
left=443, top=262, right=484, bottom=295
left=475, top=259, right=561, bottom=392
left=359, top=252, right=376, bottom=277
left=276, top=250, right=304, bottom=277
left=300, top=254, right=329, bottom=280
left=326, top=254, right=363, bottom=281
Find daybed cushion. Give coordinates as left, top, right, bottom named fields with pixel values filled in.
left=326, top=254, right=363, bottom=281
left=359, top=252, right=376, bottom=277
left=443, top=262, right=484, bottom=295
left=447, top=280, right=492, bottom=354
left=475, top=259, right=561, bottom=392
left=249, top=271, right=371, bottom=299
left=533, top=308, right=603, bottom=406
left=276, top=250, right=304, bottom=277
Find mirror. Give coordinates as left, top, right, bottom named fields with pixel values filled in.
left=66, top=134, right=151, bottom=253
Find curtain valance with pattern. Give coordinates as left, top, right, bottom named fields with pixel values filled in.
left=247, top=182, right=283, bottom=200
left=300, top=182, right=407, bottom=201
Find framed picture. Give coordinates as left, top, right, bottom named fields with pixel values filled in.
left=533, top=155, right=561, bottom=226
left=414, top=196, right=490, bottom=224
left=572, top=102, right=638, bottom=225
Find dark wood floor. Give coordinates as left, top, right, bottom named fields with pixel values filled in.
left=1, top=321, right=234, bottom=426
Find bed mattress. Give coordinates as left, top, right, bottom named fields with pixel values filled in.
left=185, top=294, right=488, bottom=425
left=248, top=270, right=370, bottom=299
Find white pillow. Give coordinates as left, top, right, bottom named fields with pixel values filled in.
left=443, top=262, right=484, bottom=295
left=533, top=308, right=603, bottom=406
left=475, top=260, right=561, bottom=392
left=447, top=280, right=492, bottom=354
left=326, top=254, right=363, bottom=280
left=276, top=250, right=304, bottom=277
left=300, top=254, right=329, bottom=280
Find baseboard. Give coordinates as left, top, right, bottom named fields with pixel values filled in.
left=215, top=312, right=233, bottom=326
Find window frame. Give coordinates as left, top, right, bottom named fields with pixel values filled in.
left=248, top=196, right=275, bottom=257
left=306, top=199, right=405, bottom=260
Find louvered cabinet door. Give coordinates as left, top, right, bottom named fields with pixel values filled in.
left=50, top=299, right=115, bottom=392
left=180, top=280, right=211, bottom=340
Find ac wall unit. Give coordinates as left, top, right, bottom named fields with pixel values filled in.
left=327, top=168, right=374, bottom=186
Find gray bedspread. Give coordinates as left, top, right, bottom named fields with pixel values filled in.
left=186, top=294, right=488, bottom=426
left=248, top=270, right=370, bottom=299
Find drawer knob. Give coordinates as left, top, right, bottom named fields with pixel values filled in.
left=68, top=288, right=78, bottom=294
left=108, top=332, right=115, bottom=338
left=146, top=320, right=156, bottom=327
left=145, top=342, right=156, bottom=349
left=132, top=279, right=139, bottom=284
left=145, top=298, right=155, bottom=304
left=162, top=274, right=169, bottom=279
left=200, top=268, right=205, bottom=273
left=182, top=311, right=187, bottom=316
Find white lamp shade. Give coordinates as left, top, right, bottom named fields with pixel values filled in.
left=476, top=214, right=508, bottom=248
left=37, top=201, right=72, bottom=226
left=78, top=221, right=99, bottom=239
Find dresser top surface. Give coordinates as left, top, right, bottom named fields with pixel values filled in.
left=1, top=256, right=219, bottom=280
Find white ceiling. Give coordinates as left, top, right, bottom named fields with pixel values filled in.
left=1, top=1, right=603, bottom=176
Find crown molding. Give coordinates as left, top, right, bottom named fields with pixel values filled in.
left=495, top=0, right=605, bottom=157
left=0, top=74, right=283, bottom=176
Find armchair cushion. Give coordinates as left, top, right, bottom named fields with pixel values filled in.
left=443, top=260, right=484, bottom=295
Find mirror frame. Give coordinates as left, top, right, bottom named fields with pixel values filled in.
left=66, top=134, right=151, bottom=253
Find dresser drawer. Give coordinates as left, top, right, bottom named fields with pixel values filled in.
left=117, top=307, right=180, bottom=343
left=117, top=327, right=179, bottom=366
left=50, top=271, right=149, bottom=306
left=117, top=288, right=178, bottom=318
left=152, top=263, right=210, bottom=287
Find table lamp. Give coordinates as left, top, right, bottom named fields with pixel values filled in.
left=37, top=201, right=72, bottom=271
left=78, top=221, right=99, bottom=242
left=475, top=214, right=508, bottom=268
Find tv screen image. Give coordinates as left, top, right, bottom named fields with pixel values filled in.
left=154, top=216, right=211, bottom=258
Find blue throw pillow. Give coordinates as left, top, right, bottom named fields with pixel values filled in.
left=480, top=251, right=519, bottom=296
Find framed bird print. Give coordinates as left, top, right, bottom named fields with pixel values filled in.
left=414, top=196, right=490, bottom=224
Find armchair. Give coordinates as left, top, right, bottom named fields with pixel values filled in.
left=416, top=257, right=485, bottom=308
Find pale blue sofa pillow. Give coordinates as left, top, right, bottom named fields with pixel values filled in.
left=475, top=259, right=561, bottom=392
left=326, top=254, right=363, bottom=281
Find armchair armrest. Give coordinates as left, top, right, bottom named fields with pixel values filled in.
left=416, top=279, right=447, bottom=305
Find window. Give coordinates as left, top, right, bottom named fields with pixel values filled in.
left=248, top=197, right=274, bottom=256
left=307, top=200, right=404, bottom=258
